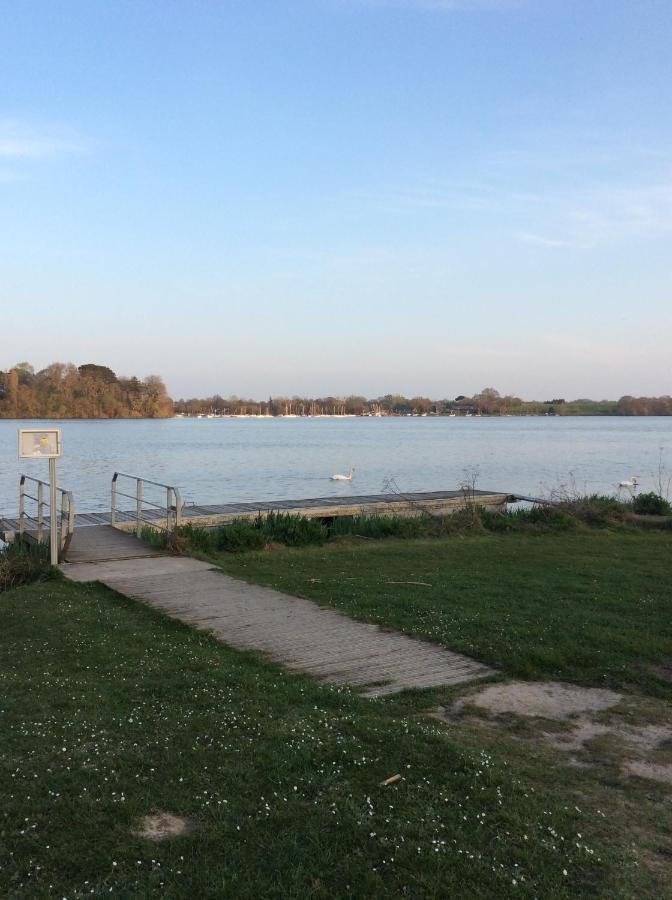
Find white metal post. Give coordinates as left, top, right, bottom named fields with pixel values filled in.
left=60, top=491, right=67, bottom=548
left=37, top=482, right=44, bottom=543
left=136, top=479, right=143, bottom=538
left=19, top=477, right=25, bottom=540
left=175, top=489, right=182, bottom=528
left=111, top=475, right=117, bottom=527
left=49, top=457, right=58, bottom=565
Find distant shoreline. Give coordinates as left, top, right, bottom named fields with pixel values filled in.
left=1, top=412, right=671, bottom=421
left=3, top=365, right=670, bottom=418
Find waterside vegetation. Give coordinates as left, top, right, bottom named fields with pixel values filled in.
left=0, top=541, right=55, bottom=592
left=144, top=493, right=672, bottom=557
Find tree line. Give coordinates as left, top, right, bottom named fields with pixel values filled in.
left=174, top=387, right=672, bottom=417
left=1, top=367, right=669, bottom=418
left=0, top=362, right=173, bottom=419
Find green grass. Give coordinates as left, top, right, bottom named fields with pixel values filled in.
left=215, top=531, right=672, bottom=699
left=0, top=578, right=650, bottom=898
left=3, top=530, right=672, bottom=896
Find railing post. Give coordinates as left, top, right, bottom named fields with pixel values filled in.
left=136, top=479, right=143, bottom=538
left=19, top=476, right=26, bottom=540
left=49, top=457, right=58, bottom=566
left=175, top=488, right=183, bottom=529
left=37, top=481, right=44, bottom=544
left=60, top=490, right=67, bottom=552
left=111, top=473, right=117, bottom=527
left=108, top=473, right=182, bottom=539
left=68, top=493, right=75, bottom=543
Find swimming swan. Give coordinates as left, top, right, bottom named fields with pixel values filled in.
left=331, top=466, right=355, bottom=481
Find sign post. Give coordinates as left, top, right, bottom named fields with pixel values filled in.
left=18, top=429, right=62, bottom=565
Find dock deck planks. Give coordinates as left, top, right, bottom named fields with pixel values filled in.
left=1, top=488, right=509, bottom=542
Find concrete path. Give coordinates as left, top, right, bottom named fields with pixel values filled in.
left=62, top=530, right=493, bottom=697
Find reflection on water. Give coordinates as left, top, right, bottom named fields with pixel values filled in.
left=1, top=416, right=671, bottom=514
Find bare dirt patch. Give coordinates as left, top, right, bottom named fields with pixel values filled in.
left=135, top=812, right=193, bottom=841
left=647, top=660, right=672, bottom=683
left=436, top=680, right=672, bottom=787
left=455, top=680, right=622, bottom=720
left=625, top=761, right=672, bottom=785
left=545, top=717, right=672, bottom=754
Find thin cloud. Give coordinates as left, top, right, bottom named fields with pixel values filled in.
left=347, top=168, right=672, bottom=250
left=516, top=232, right=576, bottom=249
left=0, top=122, right=86, bottom=159
left=516, top=182, right=672, bottom=249
left=495, top=181, right=672, bottom=248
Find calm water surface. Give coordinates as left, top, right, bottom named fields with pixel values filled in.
left=1, top=417, right=671, bottom=515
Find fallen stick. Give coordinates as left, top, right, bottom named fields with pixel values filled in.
left=380, top=774, right=402, bottom=786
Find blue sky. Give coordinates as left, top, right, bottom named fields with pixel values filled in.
left=1, top=0, right=671, bottom=399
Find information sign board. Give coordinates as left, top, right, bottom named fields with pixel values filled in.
left=18, top=429, right=61, bottom=459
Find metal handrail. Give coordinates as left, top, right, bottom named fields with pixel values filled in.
left=19, top=474, right=75, bottom=557
left=111, top=472, right=183, bottom=536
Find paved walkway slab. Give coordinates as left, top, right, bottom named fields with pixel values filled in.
left=62, top=531, right=493, bottom=697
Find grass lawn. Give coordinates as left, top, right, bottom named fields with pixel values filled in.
left=2, top=530, right=671, bottom=897
left=216, top=531, right=672, bottom=700
left=0, top=575, right=661, bottom=899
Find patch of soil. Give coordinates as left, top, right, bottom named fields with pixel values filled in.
left=544, top=718, right=672, bottom=755
left=647, top=660, right=672, bottom=683
left=135, top=812, right=193, bottom=841
left=625, top=761, right=672, bottom=785
left=445, top=680, right=672, bottom=787
left=542, top=718, right=612, bottom=751
left=455, top=680, right=622, bottom=720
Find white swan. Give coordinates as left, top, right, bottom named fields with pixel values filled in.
left=618, top=475, right=639, bottom=488
left=331, top=466, right=354, bottom=481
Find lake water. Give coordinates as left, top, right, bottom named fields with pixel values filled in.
left=1, top=417, right=671, bottom=516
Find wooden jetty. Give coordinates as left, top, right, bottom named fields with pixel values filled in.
left=1, top=487, right=510, bottom=547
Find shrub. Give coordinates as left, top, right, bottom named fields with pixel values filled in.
left=438, top=506, right=487, bottom=533
left=140, top=526, right=168, bottom=549
left=0, top=542, right=55, bottom=592
left=559, top=494, right=630, bottom=527
left=214, top=519, right=266, bottom=552
left=505, top=504, right=577, bottom=531
left=261, top=512, right=327, bottom=546
left=478, top=508, right=516, bottom=532
left=330, top=514, right=424, bottom=540
left=177, top=524, right=215, bottom=553
left=632, top=492, right=672, bottom=516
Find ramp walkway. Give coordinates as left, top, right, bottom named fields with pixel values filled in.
left=63, top=525, right=164, bottom=564
left=61, top=527, right=493, bottom=698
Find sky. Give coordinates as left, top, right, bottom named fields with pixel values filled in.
left=1, top=0, right=671, bottom=400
